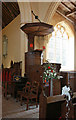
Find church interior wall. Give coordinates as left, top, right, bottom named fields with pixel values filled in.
left=2, top=15, right=21, bottom=68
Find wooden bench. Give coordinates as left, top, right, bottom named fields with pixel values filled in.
left=39, top=91, right=76, bottom=119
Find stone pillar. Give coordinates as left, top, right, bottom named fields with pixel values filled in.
left=18, top=2, right=32, bottom=76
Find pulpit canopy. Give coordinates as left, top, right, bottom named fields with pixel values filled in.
left=20, top=22, right=54, bottom=36
left=20, top=22, right=54, bottom=51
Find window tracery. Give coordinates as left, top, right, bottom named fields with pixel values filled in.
left=47, top=23, right=74, bottom=70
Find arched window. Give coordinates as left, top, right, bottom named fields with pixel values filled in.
left=47, top=23, right=74, bottom=71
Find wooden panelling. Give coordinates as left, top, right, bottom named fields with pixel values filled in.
left=25, top=50, right=42, bottom=77
left=25, top=50, right=43, bottom=98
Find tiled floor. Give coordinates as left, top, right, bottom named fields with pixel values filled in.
left=2, top=95, right=39, bottom=119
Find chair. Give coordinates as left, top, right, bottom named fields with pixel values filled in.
left=20, top=81, right=39, bottom=110
left=16, top=82, right=31, bottom=102
left=29, top=81, right=39, bottom=108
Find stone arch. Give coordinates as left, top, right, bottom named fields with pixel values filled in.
left=55, top=21, right=74, bottom=37
left=44, top=2, right=60, bottom=23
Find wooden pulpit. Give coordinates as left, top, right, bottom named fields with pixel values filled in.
left=20, top=22, right=53, bottom=51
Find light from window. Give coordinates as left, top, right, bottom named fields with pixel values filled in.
left=47, top=24, right=74, bottom=71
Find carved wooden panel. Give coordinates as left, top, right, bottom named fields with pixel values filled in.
left=25, top=50, right=42, bottom=77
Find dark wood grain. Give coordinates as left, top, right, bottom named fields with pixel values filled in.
left=21, top=22, right=54, bottom=36
left=25, top=50, right=43, bottom=96
left=2, top=2, right=20, bottom=29
left=39, top=91, right=76, bottom=119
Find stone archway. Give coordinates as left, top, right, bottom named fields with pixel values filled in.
left=44, top=2, right=60, bottom=23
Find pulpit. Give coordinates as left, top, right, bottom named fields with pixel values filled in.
left=21, top=22, right=54, bottom=95
left=25, top=50, right=43, bottom=96
left=20, top=22, right=54, bottom=52
left=25, top=49, right=43, bottom=80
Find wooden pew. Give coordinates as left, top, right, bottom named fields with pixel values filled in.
left=60, top=71, right=76, bottom=92
left=39, top=91, right=76, bottom=119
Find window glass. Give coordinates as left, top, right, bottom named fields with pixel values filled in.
left=47, top=24, right=74, bottom=71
